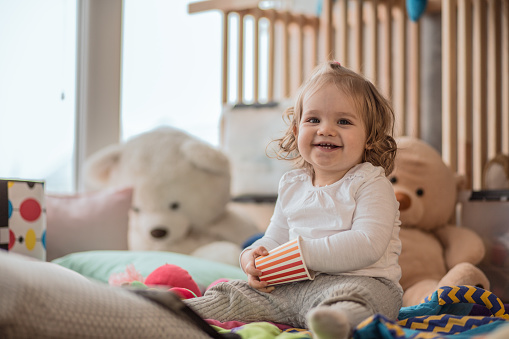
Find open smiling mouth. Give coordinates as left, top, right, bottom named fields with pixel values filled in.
left=315, top=143, right=341, bottom=149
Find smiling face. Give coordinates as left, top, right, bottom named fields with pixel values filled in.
left=295, top=83, right=367, bottom=186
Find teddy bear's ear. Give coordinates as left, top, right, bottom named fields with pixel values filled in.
left=180, top=140, right=230, bottom=176
left=454, top=173, right=467, bottom=191
left=83, top=144, right=123, bottom=190
left=484, top=154, right=509, bottom=190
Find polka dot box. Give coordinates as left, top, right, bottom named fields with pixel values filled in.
left=0, top=179, right=46, bottom=261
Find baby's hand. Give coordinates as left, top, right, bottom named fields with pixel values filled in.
left=240, top=246, right=275, bottom=293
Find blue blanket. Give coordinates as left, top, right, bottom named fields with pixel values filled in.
left=355, top=285, right=509, bottom=338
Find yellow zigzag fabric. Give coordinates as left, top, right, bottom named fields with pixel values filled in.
left=424, top=285, right=509, bottom=319
left=354, top=285, right=509, bottom=339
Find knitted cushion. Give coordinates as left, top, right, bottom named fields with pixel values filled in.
left=0, top=251, right=209, bottom=338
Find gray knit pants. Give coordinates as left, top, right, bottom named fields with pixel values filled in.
left=185, top=274, right=402, bottom=329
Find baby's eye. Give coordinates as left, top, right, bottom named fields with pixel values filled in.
left=307, top=118, right=320, bottom=123
left=338, top=119, right=352, bottom=125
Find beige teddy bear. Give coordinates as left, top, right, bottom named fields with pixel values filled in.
left=84, top=126, right=259, bottom=266
left=390, top=137, right=490, bottom=306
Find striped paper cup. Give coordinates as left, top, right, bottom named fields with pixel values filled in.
left=255, top=236, right=314, bottom=286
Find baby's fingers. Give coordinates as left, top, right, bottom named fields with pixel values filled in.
left=252, top=246, right=269, bottom=257
left=248, top=275, right=275, bottom=293
left=257, top=286, right=276, bottom=293
left=244, top=262, right=263, bottom=277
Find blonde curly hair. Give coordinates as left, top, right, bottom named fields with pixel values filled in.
left=273, top=61, right=397, bottom=176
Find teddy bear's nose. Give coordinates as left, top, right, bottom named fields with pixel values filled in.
left=150, top=228, right=168, bottom=238
left=395, top=192, right=411, bottom=211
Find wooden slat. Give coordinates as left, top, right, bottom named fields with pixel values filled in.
left=408, top=20, right=420, bottom=138
left=472, top=0, right=487, bottom=189
left=323, top=0, right=334, bottom=60
left=221, top=11, right=229, bottom=104
left=380, top=0, right=393, bottom=100
left=393, top=4, right=406, bottom=136
left=442, top=0, right=457, bottom=171
left=352, top=0, right=363, bottom=73
left=253, top=10, right=260, bottom=102
left=457, top=0, right=473, bottom=188
left=282, top=12, right=290, bottom=98
left=487, top=0, right=502, bottom=158
left=267, top=10, right=275, bottom=102
left=310, top=18, right=319, bottom=71
left=336, top=0, right=348, bottom=65
left=237, top=12, right=244, bottom=102
left=368, top=0, right=379, bottom=84
left=503, top=0, right=509, bottom=154
left=297, top=14, right=305, bottom=87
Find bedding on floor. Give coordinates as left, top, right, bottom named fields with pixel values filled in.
left=2, top=250, right=509, bottom=338
left=206, top=286, right=509, bottom=338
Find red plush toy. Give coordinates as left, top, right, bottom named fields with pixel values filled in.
left=109, top=263, right=202, bottom=299
left=145, top=264, right=202, bottom=299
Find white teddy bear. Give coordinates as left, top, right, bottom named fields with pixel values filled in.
left=84, top=126, right=259, bottom=266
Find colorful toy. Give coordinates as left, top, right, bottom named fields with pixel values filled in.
left=0, top=180, right=46, bottom=260
left=109, top=263, right=203, bottom=299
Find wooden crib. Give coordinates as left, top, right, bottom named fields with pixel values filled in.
left=189, top=0, right=508, bottom=191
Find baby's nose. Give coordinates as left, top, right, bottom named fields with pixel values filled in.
left=318, top=123, right=336, bottom=136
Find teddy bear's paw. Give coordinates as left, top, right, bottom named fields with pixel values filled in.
left=403, top=279, right=440, bottom=307
left=438, top=262, right=490, bottom=291
left=191, top=241, right=242, bottom=267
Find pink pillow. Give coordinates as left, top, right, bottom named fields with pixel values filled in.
left=46, top=187, right=132, bottom=261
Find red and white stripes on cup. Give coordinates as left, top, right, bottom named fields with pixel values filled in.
left=255, top=236, right=314, bottom=286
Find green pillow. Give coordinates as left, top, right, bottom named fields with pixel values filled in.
left=53, top=250, right=246, bottom=289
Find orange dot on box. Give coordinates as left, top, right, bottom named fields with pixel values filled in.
left=19, top=198, right=42, bottom=222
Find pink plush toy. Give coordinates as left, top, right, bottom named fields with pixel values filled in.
left=145, top=264, right=202, bottom=299
left=109, top=263, right=202, bottom=299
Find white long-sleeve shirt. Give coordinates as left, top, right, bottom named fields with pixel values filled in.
left=248, top=162, right=402, bottom=287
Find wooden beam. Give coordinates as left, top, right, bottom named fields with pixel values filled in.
left=487, top=0, right=502, bottom=157
left=188, top=0, right=261, bottom=14
left=408, top=20, right=420, bottom=138
left=336, top=0, right=348, bottom=66
left=221, top=11, right=229, bottom=104
left=442, top=0, right=457, bottom=171
left=237, top=12, right=244, bottom=102
left=457, top=0, right=473, bottom=188
left=322, top=0, right=334, bottom=60
left=472, top=0, right=487, bottom=189
left=503, top=0, right=509, bottom=154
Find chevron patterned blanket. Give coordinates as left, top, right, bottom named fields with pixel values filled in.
left=209, top=285, right=509, bottom=338
left=354, top=285, right=509, bottom=338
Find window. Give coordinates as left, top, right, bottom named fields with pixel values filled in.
left=0, top=0, right=223, bottom=193
left=121, top=0, right=222, bottom=147
left=0, top=0, right=77, bottom=193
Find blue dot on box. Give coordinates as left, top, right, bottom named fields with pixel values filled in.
left=8, top=200, right=12, bottom=219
